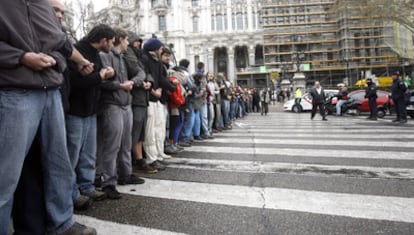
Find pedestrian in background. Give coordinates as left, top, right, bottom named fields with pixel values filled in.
left=294, top=87, right=302, bottom=106
left=260, top=87, right=270, bottom=116
left=391, top=71, right=408, bottom=123
left=310, top=81, right=327, bottom=121
left=365, top=78, right=378, bottom=120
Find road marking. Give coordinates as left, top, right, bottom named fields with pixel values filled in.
left=164, top=158, right=414, bottom=180
left=117, top=179, right=414, bottom=223
left=73, top=215, right=188, bottom=235
left=203, top=138, right=414, bottom=148
left=183, top=146, right=414, bottom=160
left=214, top=133, right=414, bottom=139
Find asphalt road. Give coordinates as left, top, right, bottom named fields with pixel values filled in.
left=76, top=103, right=414, bottom=235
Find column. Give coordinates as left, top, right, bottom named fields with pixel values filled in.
left=227, top=47, right=235, bottom=82
left=207, top=47, right=214, bottom=73
left=248, top=45, right=255, bottom=66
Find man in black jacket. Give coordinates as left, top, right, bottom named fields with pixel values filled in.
left=123, top=32, right=158, bottom=174
left=365, top=78, right=378, bottom=120
left=66, top=24, right=116, bottom=208
left=0, top=0, right=95, bottom=234
left=310, top=81, right=327, bottom=121
left=391, top=71, right=408, bottom=123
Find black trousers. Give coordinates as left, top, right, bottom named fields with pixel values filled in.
left=368, top=98, right=377, bottom=118
left=394, top=98, right=407, bottom=120
left=311, top=102, right=326, bottom=118
left=12, top=138, right=46, bottom=235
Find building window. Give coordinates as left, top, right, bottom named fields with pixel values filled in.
left=159, top=15, right=166, bottom=32
left=236, top=12, right=243, bottom=30
left=167, top=0, right=172, bottom=7
left=193, top=16, right=199, bottom=32
left=252, top=11, right=256, bottom=28
left=211, top=15, right=215, bottom=31
left=151, top=0, right=157, bottom=8
left=194, top=55, right=200, bottom=67
left=192, top=0, right=199, bottom=7
left=232, top=13, right=235, bottom=30
left=216, top=14, right=223, bottom=31
left=224, top=13, right=228, bottom=30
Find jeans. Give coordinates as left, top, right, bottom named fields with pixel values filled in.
left=336, top=99, right=347, bottom=115
left=199, top=103, right=210, bottom=136
left=66, top=114, right=98, bottom=201
left=221, top=99, right=230, bottom=127
left=181, top=102, right=195, bottom=142
left=207, top=103, right=215, bottom=133
left=0, top=89, right=74, bottom=234
left=193, top=109, right=201, bottom=137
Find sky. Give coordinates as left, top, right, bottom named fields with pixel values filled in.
left=65, top=0, right=109, bottom=12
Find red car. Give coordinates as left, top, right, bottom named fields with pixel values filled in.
left=348, top=90, right=394, bottom=118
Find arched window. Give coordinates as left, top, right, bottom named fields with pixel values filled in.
left=193, top=16, right=199, bottom=32
left=167, top=0, right=172, bottom=7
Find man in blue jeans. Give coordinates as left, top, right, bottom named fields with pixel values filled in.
left=0, top=0, right=95, bottom=234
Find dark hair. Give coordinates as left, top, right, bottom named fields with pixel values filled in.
left=113, top=27, right=128, bottom=46
left=172, top=66, right=183, bottom=72
left=179, top=59, right=190, bottom=68
left=197, top=62, right=205, bottom=70
left=162, top=47, right=171, bottom=56
left=193, top=73, right=202, bottom=81
left=86, top=24, right=116, bottom=43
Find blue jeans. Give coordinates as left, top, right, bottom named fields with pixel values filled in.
left=193, top=109, right=201, bottom=137
left=336, top=99, right=347, bottom=115
left=199, top=103, right=209, bottom=136
left=181, top=103, right=195, bottom=142
left=221, top=99, right=230, bottom=127
left=0, top=89, right=74, bottom=234
left=66, top=114, right=97, bottom=201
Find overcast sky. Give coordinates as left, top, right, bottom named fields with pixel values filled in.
left=65, top=0, right=109, bottom=12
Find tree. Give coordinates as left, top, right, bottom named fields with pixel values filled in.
left=63, top=0, right=93, bottom=40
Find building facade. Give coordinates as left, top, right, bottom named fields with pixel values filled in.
left=88, top=0, right=264, bottom=82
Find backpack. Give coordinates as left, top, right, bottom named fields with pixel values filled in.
left=169, top=76, right=185, bottom=107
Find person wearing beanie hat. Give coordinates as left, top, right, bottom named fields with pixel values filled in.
left=143, top=38, right=163, bottom=52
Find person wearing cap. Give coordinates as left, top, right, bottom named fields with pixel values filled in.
left=391, top=71, right=408, bottom=123
left=141, top=37, right=173, bottom=170
left=364, top=78, right=378, bottom=120
left=335, top=83, right=348, bottom=116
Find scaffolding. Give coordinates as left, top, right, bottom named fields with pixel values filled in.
left=262, top=0, right=413, bottom=86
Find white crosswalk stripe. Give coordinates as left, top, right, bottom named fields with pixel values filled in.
left=76, top=112, right=414, bottom=234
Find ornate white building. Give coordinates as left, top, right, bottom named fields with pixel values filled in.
left=87, top=0, right=265, bottom=80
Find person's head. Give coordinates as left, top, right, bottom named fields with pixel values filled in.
left=143, top=38, right=163, bottom=57
left=49, top=0, right=65, bottom=24
left=86, top=24, right=116, bottom=53
left=207, top=71, right=215, bottom=81
left=314, top=81, right=321, bottom=88
left=392, top=71, right=400, bottom=80
left=179, top=59, right=190, bottom=69
left=366, top=78, right=373, bottom=85
left=337, top=83, right=345, bottom=90
left=197, top=62, right=205, bottom=71
left=161, top=48, right=172, bottom=65
left=113, top=28, right=129, bottom=53
left=127, top=31, right=143, bottom=49
left=193, top=73, right=203, bottom=85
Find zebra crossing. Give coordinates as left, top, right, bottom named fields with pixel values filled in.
left=75, top=111, right=414, bottom=234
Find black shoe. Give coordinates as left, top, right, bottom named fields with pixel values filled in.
left=311, top=116, right=314, bottom=120
left=150, top=161, right=166, bottom=171
left=392, top=119, right=401, bottom=122
left=370, top=117, right=377, bottom=120
left=102, top=185, right=122, bottom=199
left=200, top=135, right=209, bottom=140
left=118, top=174, right=145, bottom=185
left=400, top=119, right=407, bottom=123
left=74, top=195, right=92, bottom=211
left=61, top=222, right=97, bottom=235
left=194, top=136, right=204, bottom=141
left=322, top=118, right=328, bottom=121
left=134, top=163, right=158, bottom=174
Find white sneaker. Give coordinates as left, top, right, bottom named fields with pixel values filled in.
left=159, top=153, right=172, bottom=159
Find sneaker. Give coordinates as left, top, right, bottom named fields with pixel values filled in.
left=134, top=163, right=158, bottom=174
left=150, top=161, right=166, bottom=171
left=82, top=190, right=106, bottom=201
left=60, top=222, right=97, bottom=235
left=200, top=135, right=209, bottom=140
left=322, top=118, right=328, bottom=121
left=178, top=141, right=191, bottom=147
left=171, top=144, right=184, bottom=152
left=164, top=145, right=178, bottom=154
left=74, top=195, right=92, bottom=211
left=174, top=144, right=184, bottom=151
left=159, top=153, right=172, bottom=159
left=102, top=185, right=122, bottom=199
left=118, top=174, right=145, bottom=185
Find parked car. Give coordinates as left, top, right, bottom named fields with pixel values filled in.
left=283, top=89, right=337, bottom=113
left=406, top=91, right=414, bottom=118
left=347, top=90, right=394, bottom=118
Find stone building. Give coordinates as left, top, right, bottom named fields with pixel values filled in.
left=87, top=0, right=264, bottom=82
